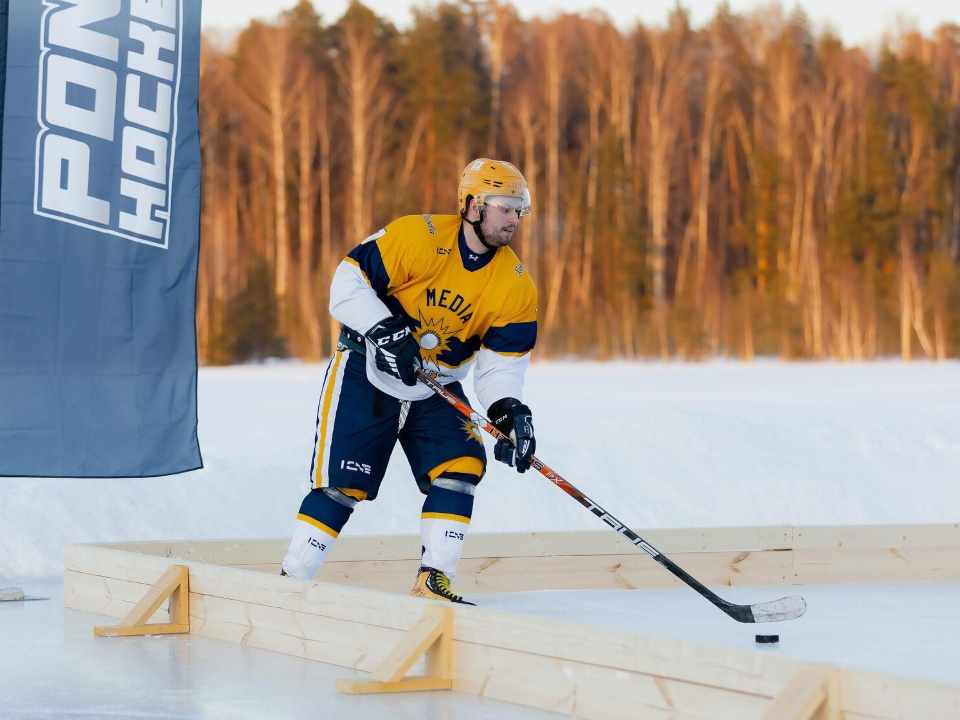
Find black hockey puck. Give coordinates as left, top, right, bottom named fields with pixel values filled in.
left=755, top=634, right=779, bottom=644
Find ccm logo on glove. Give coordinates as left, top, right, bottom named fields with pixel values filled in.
left=366, top=316, right=422, bottom=387
left=488, top=397, right=536, bottom=473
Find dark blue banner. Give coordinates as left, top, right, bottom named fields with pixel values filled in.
left=0, top=0, right=202, bottom=477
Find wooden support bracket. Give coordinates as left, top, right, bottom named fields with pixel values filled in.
left=94, top=565, right=189, bottom=637
left=336, top=604, right=453, bottom=694
left=762, top=666, right=842, bottom=720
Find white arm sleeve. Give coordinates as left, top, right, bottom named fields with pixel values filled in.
left=473, top=348, right=530, bottom=412
left=329, top=261, right=392, bottom=334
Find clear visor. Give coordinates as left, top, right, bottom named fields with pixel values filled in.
left=481, top=190, right=531, bottom=217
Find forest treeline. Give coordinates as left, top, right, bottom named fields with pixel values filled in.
left=198, top=0, right=960, bottom=363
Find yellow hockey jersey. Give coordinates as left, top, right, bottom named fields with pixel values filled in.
left=329, top=213, right=538, bottom=408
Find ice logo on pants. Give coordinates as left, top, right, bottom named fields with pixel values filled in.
left=34, top=0, right=183, bottom=249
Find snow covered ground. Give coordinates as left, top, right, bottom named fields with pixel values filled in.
left=2, top=360, right=959, bottom=581
left=2, top=361, right=959, bottom=716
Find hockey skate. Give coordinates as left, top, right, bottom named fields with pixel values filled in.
left=410, top=566, right=475, bottom=605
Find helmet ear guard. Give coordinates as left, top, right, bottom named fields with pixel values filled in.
left=460, top=194, right=480, bottom=221
left=460, top=193, right=491, bottom=249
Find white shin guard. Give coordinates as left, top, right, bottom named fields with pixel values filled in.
left=281, top=517, right=338, bottom=579
left=420, top=516, right=469, bottom=580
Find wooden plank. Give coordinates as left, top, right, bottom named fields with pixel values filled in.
left=793, top=547, right=960, bottom=584
left=189, top=594, right=425, bottom=674
left=761, top=667, right=831, bottom=720
left=309, top=550, right=794, bottom=593
left=92, top=526, right=797, bottom=565
left=840, top=668, right=960, bottom=720
left=454, top=643, right=774, bottom=720
left=793, top=524, right=960, bottom=550
left=94, top=538, right=288, bottom=565
left=65, top=570, right=159, bottom=607
left=455, top=526, right=796, bottom=557
left=312, top=527, right=794, bottom=562
left=64, top=570, right=158, bottom=620
left=454, top=550, right=793, bottom=591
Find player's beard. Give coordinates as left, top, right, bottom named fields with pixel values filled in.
left=479, top=213, right=517, bottom=248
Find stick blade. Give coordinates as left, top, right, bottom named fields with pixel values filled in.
left=749, top=595, right=807, bottom=623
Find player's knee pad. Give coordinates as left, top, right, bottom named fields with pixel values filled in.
left=297, top=487, right=356, bottom=535
left=417, top=457, right=485, bottom=495
left=421, top=471, right=479, bottom=524
left=337, top=487, right=369, bottom=502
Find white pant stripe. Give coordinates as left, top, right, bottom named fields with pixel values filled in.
left=312, top=351, right=349, bottom=489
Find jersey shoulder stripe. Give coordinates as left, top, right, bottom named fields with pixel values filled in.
left=354, top=215, right=461, bottom=293
left=482, top=320, right=537, bottom=354
left=346, top=242, right=390, bottom=294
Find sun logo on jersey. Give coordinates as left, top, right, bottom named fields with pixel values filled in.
left=461, top=418, right=483, bottom=444
left=416, top=310, right=458, bottom=365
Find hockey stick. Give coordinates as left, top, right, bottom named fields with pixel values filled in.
left=417, top=369, right=806, bottom=624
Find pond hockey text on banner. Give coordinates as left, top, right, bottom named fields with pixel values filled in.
left=0, top=0, right=203, bottom=477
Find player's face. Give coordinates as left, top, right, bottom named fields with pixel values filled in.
left=480, top=201, right=521, bottom=247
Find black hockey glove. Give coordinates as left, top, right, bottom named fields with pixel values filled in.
left=366, top=316, right=422, bottom=387
left=488, top=397, right=535, bottom=473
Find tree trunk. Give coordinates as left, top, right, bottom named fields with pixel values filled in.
left=579, top=79, right=601, bottom=306
left=297, top=88, right=321, bottom=360
left=270, top=75, right=289, bottom=303
left=542, top=28, right=562, bottom=336
left=316, top=83, right=336, bottom=357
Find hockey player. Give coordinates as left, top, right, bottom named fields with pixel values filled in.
left=280, top=159, right=538, bottom=604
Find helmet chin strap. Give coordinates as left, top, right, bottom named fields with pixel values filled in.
left=461, top=209, right=497, bottom=251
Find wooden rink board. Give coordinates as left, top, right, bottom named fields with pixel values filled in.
left=64, top=524, right=960, bottom=719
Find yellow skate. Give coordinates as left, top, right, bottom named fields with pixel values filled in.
left=410, top=566, right=475, bottom=606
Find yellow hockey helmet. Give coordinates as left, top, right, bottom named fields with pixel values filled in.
left=458, top=158, right=531, bottom=218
